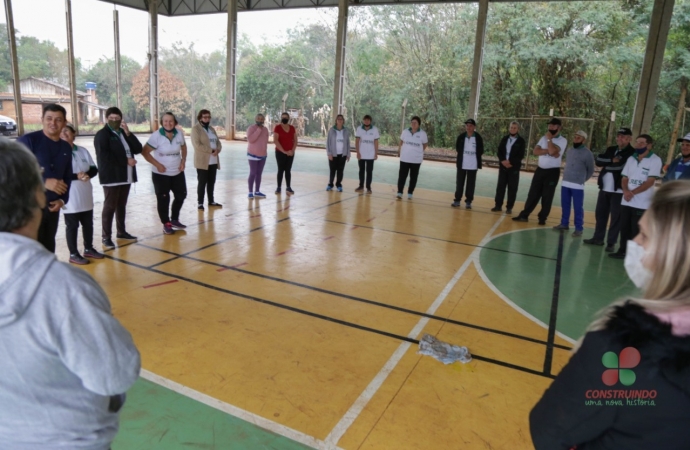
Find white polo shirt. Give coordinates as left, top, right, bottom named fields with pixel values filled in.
left=462, top=135, right=478, bottom=170
left=146, top=128, right=185, bottom=177
left=536, top=135, right=568, bottom=169
left=399, top=129, right=428, bottom=164
left=205, top=126, right=218, bottom=165
left=355, top=125, right=379, bottom=160
left=63, top=145, right=96, bottom=214
left=621, top=151, right=662, bottom=210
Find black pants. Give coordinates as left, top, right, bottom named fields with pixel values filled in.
left=397, top=162, right=421, bottom=194
left=38, top=207, right=60, bottom=253
left=454, top=168, right=478, bottom=203
left=102, top=184, right=131, bottom=239
left=328, top=155, right=347, bottom=187
left=64, top=210, right=94, bottom=255
left=275, top=151, right=294, bottom=189
left=495, top=168, right=520, bottom=209
left=358, top=159, right=374, bottom=189
left=152, top=172, right=187, bottom=224
left=618, top=205, right=644, bottom=255
left=592, top=190, right=624, bottom=245
left=519, top=167, right=560, bottom=221
left=197, top=164, right=218, bottom=204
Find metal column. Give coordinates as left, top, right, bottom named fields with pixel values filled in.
left=65, top=0, right=79, bottom=131
left=467, top=0, right=489, bottom=121
left=3, top=0, right=23, bottom=135
left=630, top=0, right=675, bottom=136
left=331, top=0, right=348, bottom=124
left=114, top=8, right=122, bottom=109
left=148, top=0, right=159, bottom=131
left=225, top=0, right=238, bottom=140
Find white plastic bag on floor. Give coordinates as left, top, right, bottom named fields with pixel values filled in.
left=418, top=334, right=472, bottom=364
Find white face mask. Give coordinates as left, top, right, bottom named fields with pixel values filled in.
left=624, top=240, right=653, bottom=290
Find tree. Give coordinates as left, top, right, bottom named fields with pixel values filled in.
left=84, top=56, right=143, bottom=121
left=130, top=65, right=191, bottom=123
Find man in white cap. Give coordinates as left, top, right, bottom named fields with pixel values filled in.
left=553, top=130, right=594, bottom=237
left=662, top=133, right=690, bottom=183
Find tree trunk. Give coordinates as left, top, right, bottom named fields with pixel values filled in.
left=667, top=79, right=688, bottom=166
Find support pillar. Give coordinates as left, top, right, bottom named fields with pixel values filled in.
left=65, top=0, right=79, bottom=131
left=630, top=0, right=675, bottom=136
left=225, top=0, right=237, bottom=140
left=331, top=0, right=348, bottom=124
left=467, top=0, right=489, bottom=121
left=148, top=0, right=159, bottom=131
left=3, top=0, right=23, bottom=135
left=114, top=8, right=122, bottom=109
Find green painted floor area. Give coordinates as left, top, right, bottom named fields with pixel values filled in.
left=479, top=228, right=638, bottom=341
left=113, top=379, right=313, bottom=450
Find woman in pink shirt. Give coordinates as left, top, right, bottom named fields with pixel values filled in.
left=246, top=114, right=269, bottom=198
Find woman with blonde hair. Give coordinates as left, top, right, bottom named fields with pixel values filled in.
left=530, top=180, right=690, bottom=449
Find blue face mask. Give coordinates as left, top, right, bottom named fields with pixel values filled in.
left=636, top=146, right=647, bottom=154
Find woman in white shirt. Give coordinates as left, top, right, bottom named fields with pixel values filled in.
left=60, top=124, right=104, bottom=265
left=326, top=114, right=351, bottom=192
left=397, top=116, right=428, bottom=200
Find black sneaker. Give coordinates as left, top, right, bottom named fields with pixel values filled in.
left=355, top=186, right=364, bottom=193
left=116, top=232, right=137, bottom=240
left=512, top=216, right=528, bottom=222
left=583, top=238, right=604, bottom=246
left=286, top=187, right=295, bottom=195
left=609, top=252, right=625, bottom=259
left=275, top=188, right=282, bottom=195
left=538, top=220, right=546, bottom=225
left=198, top=203, right=205, bottom=210
left=69, top=253, right=90, bottom=265
left=84, top=248, right=105, bottom=259
left=491, top=207, right=502, bottom=212
left=506, top=208, right=513, bottom=214
left=163, top=222, right=175, bottom=235
left=366, top=189, right=372, bottom=194
left=465, top=203, right=472, bottom=210
left=209, top=202, right=222, bottom=207
left=605, top=244, right=616, bottom=253
left=451, top=201, right=460, bottom=208
left=170, top=220, right=187, bottom=229
left=102, top=238, right=116, bottom=249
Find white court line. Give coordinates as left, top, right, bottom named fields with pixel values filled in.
left=140, top=369, right=341, bottom=450
left=323, top=215, right=506, bottom=449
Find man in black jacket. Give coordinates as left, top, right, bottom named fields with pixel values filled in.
left=491, top=121, right=526, bottom=214
left=451, top=119, right=484, bottom=209
left=94, top=107, right=143, bottom=249
left=583, top=127, right=634, bottom=252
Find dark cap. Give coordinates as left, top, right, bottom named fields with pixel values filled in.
left=464, top=118, right=476, bottom=126
left=617, top=127, right=633, bottom=136
left=547, top=118, right=562, bottom=126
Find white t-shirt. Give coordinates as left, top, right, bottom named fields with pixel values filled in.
left=335, top=129, right=344, bottom=155
left=206, top=127, right=218, bottom=165
left=101, top=128, right=133, bottom=187
left=537, top=135, right=568, bottom=169
left=63, top=145, right=95, bottom=214
left=462, top=135, right=478, bottom=170
left=561, top=181, right=585, bottom=190
left=355, top=126, right=380, bottom=160
left=506, top=136, right=517, bottom=160
left=399, top=129, right=428, bottom=164
left=146, top=128, right=185, bottom=177
left=621, top=152, right=662, bottom=210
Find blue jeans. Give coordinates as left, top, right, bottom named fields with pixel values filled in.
left=560, top=186, right=585, bottom=231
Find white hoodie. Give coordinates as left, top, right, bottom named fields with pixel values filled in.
left=0, top=232, right=140, bottom=449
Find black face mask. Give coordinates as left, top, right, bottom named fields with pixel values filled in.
left=281, top=118, right=289, bottom=124
left=548, top=128, right=559, bottom=135
left=573, top=142, right=583, bottom=148
left=510, top=132, right=518, bottom=137
left=200, top=120, right=210, bottom=127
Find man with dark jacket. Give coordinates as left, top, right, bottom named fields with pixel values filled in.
left=583, top=127, right=635, bottom=252
left=492, top=121, right=526, bottom=214
left=451, top=118, right=484, bottom=209
left=662, top=133, right=690, bottom=183
left=94, top=107, right=143, bottom=249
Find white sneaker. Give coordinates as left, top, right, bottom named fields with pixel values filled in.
left=396, top=192, right=403, bottom=199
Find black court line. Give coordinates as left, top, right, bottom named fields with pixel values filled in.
left=323, top=218, right=558, bottom=262
left=103, top=252, right=556, bottom=380
left=543, top=229, right=566, bottom=375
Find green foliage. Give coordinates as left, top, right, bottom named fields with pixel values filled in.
left=83, top=56, right=143, bottom=122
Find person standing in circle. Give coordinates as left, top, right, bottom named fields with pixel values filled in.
left=246, top=114, right=269, bottom=199
left=397, top=116, right=428, bottom=200
left=492, top=121, right=526, bottom=214
left=142, top=112, right=188, bottom=235
left=191, top=109, right=222, bottom=210
left=60, top=124, right=104, bottom=265
left=274, top=112, right=297, bottom=195
left=355, top=115, right=379, bottom=194
left=326, top=114, right=351, bottom=192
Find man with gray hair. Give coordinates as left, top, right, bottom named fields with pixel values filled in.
left=0, top=141, right=141, bottom=449
left=492, top=121, right=526, bottom=214
left=553, top=130, right=594, bottom=236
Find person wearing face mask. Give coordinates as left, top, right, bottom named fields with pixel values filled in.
left=492, top=121, right=526, bottom=214
left=451, top=119, right=484, bottom=209
left=530, top=180, right=690, bottom=450
left=397, top=116, right=428, bottom=200
left=354, top=115, right=379, bottom=194
left=191, top=109, right=222, bottom=210
left=584, top=128, right=635, bottom=252
left=609, top=134, right=662, bottom=259
left=513, top=117, right=568, bottom=225
left=246, top=113, right=270, bottom=198
left=326, top=114, right=351, bottom=192
left=553, top=130, right=594, bottom=237
left=94, top=106, right=143, bottom=249
left=273, top=112, right=298, bottom=195
left=142, top=112, right=188, bottom=235
left=662, top=133, right=690, bottom=183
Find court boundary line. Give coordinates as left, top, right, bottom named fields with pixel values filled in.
left=139, top=369, right=338, bottom=450
left=544, top=229, right=565, bottom=375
